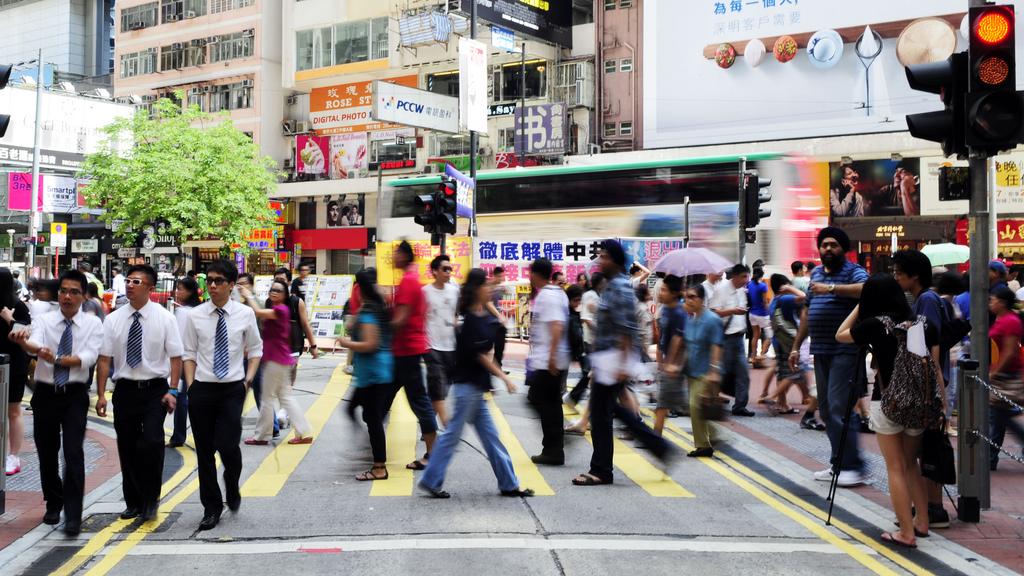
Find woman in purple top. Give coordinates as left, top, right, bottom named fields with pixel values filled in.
left=243, top=279, right=313, bottom=445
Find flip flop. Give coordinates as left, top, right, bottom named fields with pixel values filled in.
left=572, top=473, right=612, bottom=486
left=880, top=531, right=917, bottom=549
left=406, top=460, right=427, bottom=470
left=564, top=428, right=585, bottom=436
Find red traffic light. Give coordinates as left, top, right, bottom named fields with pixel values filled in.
left=975, top=10, right=1012, bottom=45
left=978, top=55, right=1011, bottom=86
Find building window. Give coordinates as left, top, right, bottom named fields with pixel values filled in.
left=604, top=59, right=617, bottom=74
left=210, top=0, right=251, bottom=13
left=210, top=31, right=254, bottom=63
left=184, top=41, right=207, bottom=67
left=603, top=122, right=617, bottom=137
left=369, top=139, right=415, bottom=167
left=619, top=121, right=633, bottom=136
left=498, top=128, right=516, bottom=153
left=298, top=201, right=317, bottom=229
left=604, top=0, right=616, bottom=9
left=121, top=2, right=158, bottom=32
left=295, top=17, right=388, bottom=72
left=160, top=44, right=185, bottom=70
left=620, top=58, right=633, bottom=72
left=161, top=0, right=204, bottom=23
left=209, top=81, right=253, bottom=112
left=426, top=70, right=459, bottom=97
left=120, top=48, right=157, bottom=78
left=187, top=89, right=206, bottom=111
left=494, top=60, right=547, bottom=102
left=619, top=0, right=633, bottom=7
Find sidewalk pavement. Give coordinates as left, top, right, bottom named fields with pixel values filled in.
left=0, top=408, right=121, bottom=549
left=499, top=341, right=1024, bottom=574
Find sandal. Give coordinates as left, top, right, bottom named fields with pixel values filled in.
left=572, top=473, right=612, bottom=486
left=419, top=484, right=451, bottom=498
left=355, top=465, right=388, bottom=481
left=406, top=459, right=427, bottom=470
left=774, top=407, right=799, bottom=415
left=500, top=488, right=535, bottom=497
left=287, top=436, right=313, bottom=445
left=564, top=427, right=585, bottom=436
left=880, top=531, right=917, bottom=549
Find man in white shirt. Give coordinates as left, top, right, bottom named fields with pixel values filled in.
left=182, top=260, right=263, bottom=531
left=10, top=270, right=103, bottom=535
left=709, top=264, right=754, bottom=417
left=95, top=264, right=183, bottom=523
left=701, top=271, right=723, bottom=303
left=112, top=266, right=127, bottom=299
left=423, top=255, right=460, bottom=427
left=526, top=258, right=571, bottom=466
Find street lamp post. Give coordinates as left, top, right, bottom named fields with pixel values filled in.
left=5, top=229, right=14, bottom=268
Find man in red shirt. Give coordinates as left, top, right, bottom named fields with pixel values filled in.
left=391, top=241, right=438, bottom=470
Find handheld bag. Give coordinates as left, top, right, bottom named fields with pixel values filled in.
left=920, top=417, right=957, bottom=485
left=878, top=316, right=943, bottom=430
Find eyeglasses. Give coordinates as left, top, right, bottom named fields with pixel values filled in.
left=126, top=278, right=147, bottom=286
left=208, top=277, right=230, bottom=286
left=59, top=288, right=83, bottom=296
left=441, top=267, right=453, bottom=273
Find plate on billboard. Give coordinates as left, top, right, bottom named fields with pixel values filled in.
left=372, top=82, right=460, bottom=133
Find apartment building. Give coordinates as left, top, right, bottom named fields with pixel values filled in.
left=0, top=0, right=116, bottom=81
left=113, top=0, right=285, bottom=161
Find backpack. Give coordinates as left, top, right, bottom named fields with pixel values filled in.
left=287, top=295, right=304, bottom=354
left=878, top=316, right=944, bottom=430
left=938, top=296, right=970, bottom=350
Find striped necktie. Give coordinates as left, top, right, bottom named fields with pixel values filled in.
left=127, top=311, right=143, bottom=368
left=54, top=318, right=73, bottom=387
left=213, top=308, right=229, bottom=379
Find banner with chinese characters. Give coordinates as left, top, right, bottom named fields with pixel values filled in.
left=374, top=237, right=473, bottom=287
left=514, top=103, right=567, bottom=156
left=995, top=159, right=1024, bottom=214
left=958, top=218, right=1024, bottom=258
left=474, top=238, right=605, bottom=284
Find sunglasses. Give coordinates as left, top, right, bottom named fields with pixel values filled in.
left=126, top=278, right=148, bottom=286
left=269, top=288, right=285, bottom=294
left=208, top=277, right=230, bottom=286
left=441, top=267, right=453, bottom=273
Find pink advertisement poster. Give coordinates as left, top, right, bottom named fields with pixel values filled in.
left=295, top=135, right=329, bottom=175
left=7, top=172, right=43, bottom=211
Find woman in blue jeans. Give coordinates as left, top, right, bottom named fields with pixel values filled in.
left=419, top=268, right=534, bottom=499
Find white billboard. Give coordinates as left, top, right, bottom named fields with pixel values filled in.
left=0, top=86, right=133, bottom=154
left=371, top=82, right=460, bottom=134
left=642, top=0, right=989, bottom=149
left=459, top=37, right=488, bottom=133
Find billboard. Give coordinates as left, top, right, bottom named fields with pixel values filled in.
left=295, top=135, right=329, bottom=175
left=829, top=158, right=921, bottom=219
left=459, top=38, right=488, bottom=133
left=7, top=172, right=91, bottom=213
left=514, top=103, right=568, bottom=155
left=309, top=75, right=418, bottom=135
left=642, top=0, right=971, bottom=148
left=372, top=81, right=459, bottom=133
left=329, top=133, right=368, bottom=179
left=458, top=0, right=572, bottom=48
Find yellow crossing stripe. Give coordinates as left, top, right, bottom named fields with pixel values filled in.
left=370, top=389, right=419, bottom=496
left=240, top=366, right=350, bottom=497
left=641, top=409, right=933, bottom=576
left=486, top=395, right=555, bottom=496
left=562, top=404, right=692, bottom=497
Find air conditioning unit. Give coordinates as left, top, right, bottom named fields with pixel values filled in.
left=286, top=95, right=298, bottom=105
left=206, top=35, right=219, bottom=43
left=129, top=21, right=145, bottom=30
left=554, top=61, right=595, bottom=108
left=241, top=79, right=254, bottom=87
left=166, top=13, right=179, bottom=22
left=202, top=85, right=211, bottom=93
left=185, top=10, right=197, bottom=18
left=294, top=121, right=310, bottom=133
left=243, top=29, right=255, bottom=37
left=282, top=120, right=296, bottom=134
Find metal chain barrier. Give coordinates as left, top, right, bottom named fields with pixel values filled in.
left=967, top=375, right=1024, bottom=467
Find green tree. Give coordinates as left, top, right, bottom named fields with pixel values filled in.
left=79, top=93, right=280, bottom=252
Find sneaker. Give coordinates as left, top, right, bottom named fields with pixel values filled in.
left=836, top=470, right=864, bottom=487
left=928, top=505, right=951, bottom=529
left=813, top=467, right=834, bottom=482
left=5, top=455, right=21, bottom=476
left=343, top=365, right=354, bottom=375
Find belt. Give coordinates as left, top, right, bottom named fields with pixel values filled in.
left=725, top=332, right=746, bottom=338
left=116, top=377, right=168, bottom=388
left=37, top=381, right=87, bottom=393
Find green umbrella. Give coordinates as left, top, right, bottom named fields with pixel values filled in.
left=921, top=243, right=970, bottom=266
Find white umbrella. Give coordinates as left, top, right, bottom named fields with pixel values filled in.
left=921, top=243, right=970, bottom=266
left=652, top=248, right=733, bottom=277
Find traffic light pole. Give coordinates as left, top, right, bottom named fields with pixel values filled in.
left=27, top=49, right=42, bottom=275
left=737, top=157, right=747, bottom=264
left=961, top=153, right=992, bottom=522
left=468, top=0, right=479, bottom=239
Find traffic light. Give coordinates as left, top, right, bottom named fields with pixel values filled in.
left=414, top=191, right=438, bottom=234
left=0, top=64, right=11, bottom=138
left=905, top=53, right=968, bottom=159
left=437, top=174, right=458, bottom=235
left=966, top=5, right=1022, bottom=155
left=743, top=170, right=772, bottom=230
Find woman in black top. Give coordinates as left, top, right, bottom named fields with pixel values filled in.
left=837, top=274, right=941, bottom=549
left=418, top=269, right=533, bottom=499
left=0, top=268, right=31, bottom=475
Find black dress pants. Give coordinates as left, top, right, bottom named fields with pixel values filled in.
left=188, top=380, right=245, bottom=515
left=527, top=369, right=566, bottom=459
left=31, top=382, right=89, bottom=523
left=113, top=380, right=169, bottom=509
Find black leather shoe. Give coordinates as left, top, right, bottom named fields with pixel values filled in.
left=227, top=494, right=241, bottom=512
left=732, top=408, right=756, bottom=417
left=43, top=509, right=61, bottom=525
left=119, top=506, right=141, bottom=520
left=64, top=521, right=81, bottom=536
left=141, top=502, right=158, bottom=522
left=198, top=512, right=220, bottom=531
left=687, top=447, right=714, bottom=458
left=530, top=454, right=564, bottom=466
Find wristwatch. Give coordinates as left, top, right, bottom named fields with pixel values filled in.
left=53, top=355, right=62, bottom=367
left=827, top=283, right=836, bottom=294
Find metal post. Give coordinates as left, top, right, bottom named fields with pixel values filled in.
left=737, top=157, right=747, bottom=264
left=28, top=50, right=43, bottom=276
left=469, top=0, right=478, bottom=238
left=0, top=354, right=9, bottom=514
left=683, top=196, right=690, bottom=248
left=956, top=359, right=984, bottom=522
left=519, top=41, right=526, bottom=167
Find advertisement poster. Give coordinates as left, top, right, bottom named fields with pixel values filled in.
left=296, top=135, right=329, bottom=175
left=326, top=194, right=366, bottom=227
left=375, top=237, right=473, bottom=286
left=328, top=133, right=368, bottom=179
left=252, top=275, right=354, bottom=340
left=309, top=75, right=418, bottom=135
left=829, top=158, right=921, bottom=219
left=315, top=275, right=355, bottom=307
left=515, top=284, right=532, bottom=341
left=514, top=103, right=567, bottom=156
left=474, top=238, right=605, bottom=283
left=7, top=172, right=92, bottom=213
left=458, top=37, right=488, bottom=133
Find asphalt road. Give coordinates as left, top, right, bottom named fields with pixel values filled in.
left=0, top=355, right=1016, bottom=576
